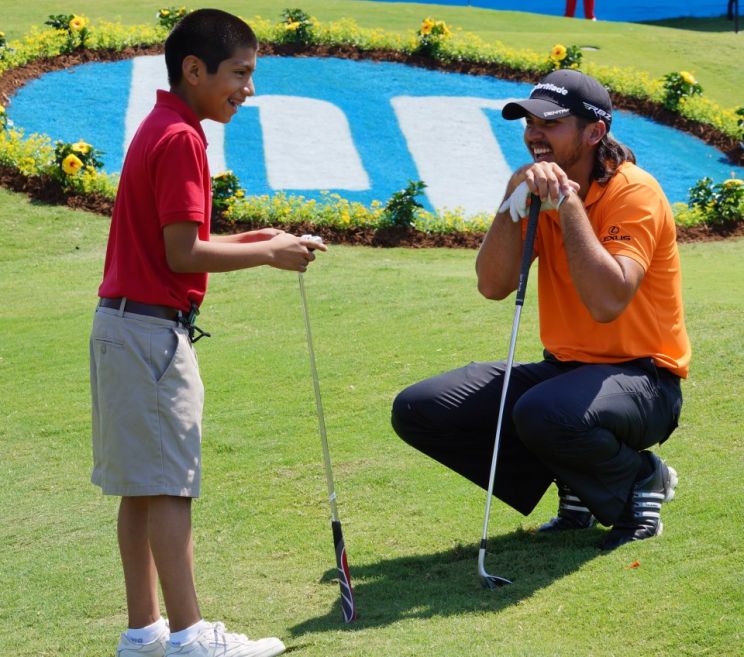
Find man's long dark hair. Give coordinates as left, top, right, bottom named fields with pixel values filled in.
left=593, top=133, right=636, bottom=184
left=579, top=118, right=636, bottom=184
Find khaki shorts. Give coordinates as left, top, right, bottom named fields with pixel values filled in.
left=90, top=304, right=204, bottom=497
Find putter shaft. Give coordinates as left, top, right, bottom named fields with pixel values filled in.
left=298, top=272, right=356, bottom=622
left=299, top=272, right=339, bottom=521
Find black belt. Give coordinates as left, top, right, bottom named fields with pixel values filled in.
left=98, top=297, right=180, bottom=321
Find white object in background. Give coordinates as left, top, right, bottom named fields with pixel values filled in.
left=392, top=96, right=518, bottom=216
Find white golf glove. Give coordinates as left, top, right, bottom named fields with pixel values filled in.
left=498, top=181, right=566, bottom=223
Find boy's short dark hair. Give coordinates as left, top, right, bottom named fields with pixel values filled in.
left=165, top=8, right=258, bottom=86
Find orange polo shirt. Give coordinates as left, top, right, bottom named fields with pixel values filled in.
left=531, top=162, right=691, bottom=378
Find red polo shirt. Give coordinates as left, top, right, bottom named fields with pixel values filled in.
left=98, top=90, right=211, bottom=311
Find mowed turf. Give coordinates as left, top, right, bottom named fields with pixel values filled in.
left=0, top=188, right=742, bottom=656
left=1, top=1, right=743, bottom=655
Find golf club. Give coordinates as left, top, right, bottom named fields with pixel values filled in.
left=478, top=194, right=541, bottom=589
left=298, top=238, right=356, bottom=623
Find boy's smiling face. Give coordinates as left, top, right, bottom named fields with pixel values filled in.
left=180, top=47, right=257, bottom=123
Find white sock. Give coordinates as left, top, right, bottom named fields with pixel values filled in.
left=126, top=617, right=167, bottom=644
left=169, top=620, right=211, bottom=646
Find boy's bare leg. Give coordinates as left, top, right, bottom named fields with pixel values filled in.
left=147, top=495, right=202, bottom=632
left=119, top=496, right=201, bottom=633
left=118, top=497, right=161, bottom=628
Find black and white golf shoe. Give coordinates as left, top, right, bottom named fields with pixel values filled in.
left=537, top=481, right=597, bottom=532
left=601, top=452, right=678, bottom=551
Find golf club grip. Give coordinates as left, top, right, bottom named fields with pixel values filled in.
left=515, top=194, right=541, bottom=306
left=332, top=520, right=356, bottom=622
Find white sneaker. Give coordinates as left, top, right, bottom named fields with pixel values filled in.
left=117, top=630, right=169, bottom=657
left=164, top=621, right=285, bottom=657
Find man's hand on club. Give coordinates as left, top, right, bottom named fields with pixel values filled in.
left=500, top=163, right=580, bottom=222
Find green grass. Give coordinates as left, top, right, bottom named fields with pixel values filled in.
left=1, top=2, right=743, bottom=655
left=0, top=0, right=742, bottom=106
left=1, top=187, right=743, bottom=656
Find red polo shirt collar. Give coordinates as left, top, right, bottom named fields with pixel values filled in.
left=155, top=89, right=208, bottom=148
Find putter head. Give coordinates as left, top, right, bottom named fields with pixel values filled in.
left=481, top=574, right=512, bottom=589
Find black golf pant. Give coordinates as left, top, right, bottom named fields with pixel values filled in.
left=391, top=354, right=682, bottom=526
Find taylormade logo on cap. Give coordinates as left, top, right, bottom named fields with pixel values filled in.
left=501, top=70, right=613, bottom=128
left=533, top=82, right=569, bottom=96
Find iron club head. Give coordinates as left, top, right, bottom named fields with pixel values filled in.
left=478, top=547, right=512, bottom=588
left=480, top=574, right=512, bottom=589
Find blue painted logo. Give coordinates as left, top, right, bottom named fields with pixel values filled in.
left=8, top=56, right=741, bottom=211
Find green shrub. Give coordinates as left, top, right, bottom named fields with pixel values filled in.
left=279, top=8, right=316, bottom=45
left=414, top=17, right=452, bottom=58
left=43, top=14, right=90, bottom=54
left=51, top=139, right=105, bottom=191
left=661, top=71, right=703, bottom=111
left=156, top=7, right=190, bottom=31
left=688, top=176, right=744, bottom=225
left=381, top=180, right=427, bottom=228
left=547, top=43, right=583, bottom=71
left=211, top=171, right=243, bottom=211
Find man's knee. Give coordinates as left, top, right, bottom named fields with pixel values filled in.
left=391, top=387, right=420, bottom=444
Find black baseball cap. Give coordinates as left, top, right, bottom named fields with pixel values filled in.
left=502, top=69, right=613, bottom=129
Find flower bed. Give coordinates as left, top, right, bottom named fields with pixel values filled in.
left=0, top=10, right=741, bottom=244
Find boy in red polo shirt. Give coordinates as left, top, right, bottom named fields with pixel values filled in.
left=90, top=9, right=323, bottom=657
left=392, top=70, right=690, bottom=552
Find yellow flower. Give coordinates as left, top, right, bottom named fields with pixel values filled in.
left=420, top=18, right=435, bottom=36
left=679, top=71, right=696, bottom=85
left=285, top=21, right=301, bottom=31
left=0, top=104, right=5, bottom=115
left=72, top=140, right=91, bottom=155
left=20, top=157, right=36, bottom=172
left=550, top=44, right=567, bottom=61
left=62, top=153, right=84, bottom=175
left=159, top=9, right=170, bottom=18
left=69, top=16, right=87, bottom=32
left=723, top=178, right=743, bottom=187
left=235, top=189, right=245, bottom=198
left=435, top=21, right=451, bottom=36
